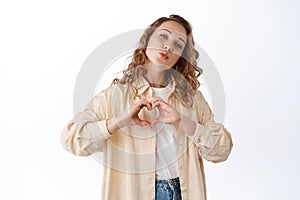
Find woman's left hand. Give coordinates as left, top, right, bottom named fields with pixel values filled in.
left=150, top=96, right=181, bottom=126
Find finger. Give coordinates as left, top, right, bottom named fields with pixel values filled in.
left=136, top=99, right=152, bottom=110
left=151, top=117, right=163, bottom=126
left=141, top=120, right=151, bottom=127
left=152, top=101, right=168, bottom=110
left=151, top=119, right=158, bottom=127
left=136, top=119, right=151, bottom=127
left=145, top=102, right=152, bottom=110
left=136, top=100, right=151, bottom=110
left=140, top=99, right=152, bottom=108
left=151, top=97, right=162, bottom=104
left=151, top=101, right=161, bottom=109
left=151, top=98, right=168, bottom=107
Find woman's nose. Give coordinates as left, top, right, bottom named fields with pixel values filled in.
left=164, top=43, right=172, bottom=52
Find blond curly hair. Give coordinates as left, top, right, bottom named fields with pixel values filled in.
left=113, top=14, right=203, bottom=107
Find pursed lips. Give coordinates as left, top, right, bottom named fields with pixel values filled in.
left=159, top=51, right=169, bottom=59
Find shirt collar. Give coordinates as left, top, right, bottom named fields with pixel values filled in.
left=132, top=75, right=176, bottom=96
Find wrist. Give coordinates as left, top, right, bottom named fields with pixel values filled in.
left=174, top=115, right=196, bottom=136
left=115, top=115, right=126, bottom=128
left=173, top=114, right=182, bottom=128
left=107, top=117, right=122, bottom=134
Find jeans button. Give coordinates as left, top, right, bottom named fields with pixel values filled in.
left=170, top=180, right=175, bottom=186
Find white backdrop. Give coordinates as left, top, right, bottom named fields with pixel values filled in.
left=0, top=0, right=299, bottom=199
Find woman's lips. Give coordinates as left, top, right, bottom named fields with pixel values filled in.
left=159, top=51, right=169, bottom=59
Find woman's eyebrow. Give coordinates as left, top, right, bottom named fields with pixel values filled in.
left=160, top=29, right=186, bottom=44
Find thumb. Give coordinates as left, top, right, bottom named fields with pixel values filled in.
left=140, top=120, right=151, bottom=127
left=151, top=117, right=160, bottom=127
left=136, top=119, right=151, bottom=127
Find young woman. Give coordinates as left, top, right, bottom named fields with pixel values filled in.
left=61, top=14, right=233, bottom=200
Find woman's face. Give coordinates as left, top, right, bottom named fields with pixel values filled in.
left=145, top=20, right=187, bottom=69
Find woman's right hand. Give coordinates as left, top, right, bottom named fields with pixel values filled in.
left=106, top=99, right=152, bottom=134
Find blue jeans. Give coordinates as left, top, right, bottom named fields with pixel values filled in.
left=155, top=177, right=182, bottom=200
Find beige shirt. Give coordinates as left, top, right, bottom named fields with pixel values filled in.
left=60, top=76, right=233, bottom=200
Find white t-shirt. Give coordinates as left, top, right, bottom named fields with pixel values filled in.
left=152, top=83, right=179, bottom=180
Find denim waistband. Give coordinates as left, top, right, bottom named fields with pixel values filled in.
left=155, top=177, right=180, bottom=186
left=155, top=177, right=182, bottom=199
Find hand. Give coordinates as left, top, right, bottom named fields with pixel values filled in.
left=116, top=99, right=152, bottom=128
left=150, top=96, right=181, bottom=126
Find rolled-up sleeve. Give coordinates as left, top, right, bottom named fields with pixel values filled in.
left=190, top=91, right=233, bottom=163
left=60, top=89, right=111, bottom=156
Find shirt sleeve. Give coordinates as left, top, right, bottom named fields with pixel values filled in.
left=190, top=91, right=233, bottom=163
left=60, top=88, right=112, bottom=156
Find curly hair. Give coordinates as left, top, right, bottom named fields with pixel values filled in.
left=112, top=14, right=203, bottom=107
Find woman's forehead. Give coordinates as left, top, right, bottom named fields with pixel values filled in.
left=156, top=21, right=187, bottom=38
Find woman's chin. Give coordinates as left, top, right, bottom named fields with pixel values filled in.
left=144, top=58, right=173, bottom=71
left=153, top=59, right=173, bottom=68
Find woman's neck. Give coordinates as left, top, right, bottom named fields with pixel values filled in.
left=143, top=64, right=167, bottom=88
left=144, top=71, right=167, bottom=88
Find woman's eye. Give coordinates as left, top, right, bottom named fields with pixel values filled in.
left=160, top=34, right=168, bottom=39
left=175, top=42, right=183, bottom=49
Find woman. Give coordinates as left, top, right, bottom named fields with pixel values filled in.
left=61, top=14, right=233, bottom=200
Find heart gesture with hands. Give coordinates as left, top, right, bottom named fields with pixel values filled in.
left=107, top=97, right=182, bottom=134
left=116, top=99, right=153, bottom=128
left=150, top=96, right=181, bottom=126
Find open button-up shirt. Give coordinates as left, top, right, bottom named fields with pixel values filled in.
left=60, top=76, right=233, bottom=200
